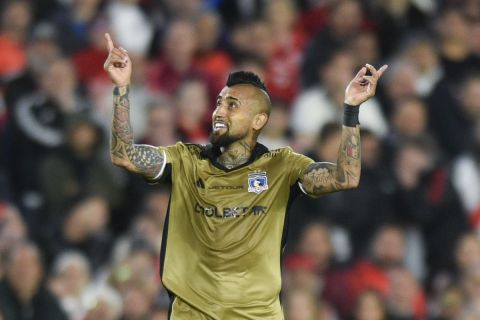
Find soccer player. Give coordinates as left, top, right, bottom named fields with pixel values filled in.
left=104, top=33, right=387, bottom=319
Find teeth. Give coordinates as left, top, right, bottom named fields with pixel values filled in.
left=214, top=123, right=227, bottom=129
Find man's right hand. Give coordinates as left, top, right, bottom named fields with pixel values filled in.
left=103, top=33, right=131, bottom=87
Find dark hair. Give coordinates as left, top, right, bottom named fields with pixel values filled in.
left=226, top=71, right=268, bottom=93
left=318, top=122, right=342, bottom=143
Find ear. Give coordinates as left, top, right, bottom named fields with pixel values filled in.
left=252, top=113, right=268, bottom=131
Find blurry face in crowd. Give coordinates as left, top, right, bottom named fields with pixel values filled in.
left=321, top=51, right=355, bottom=95
left=403, top=41, right=438, bottom=73
left=460, top=78, right=480, bottom=118
left=386, top=63, right=418, bottom=101
left=63, top=197, right=109, bottom=243
left=85, top=300, right=120, bottom=320
left=372, top=226, right=405, bottom=268
left=455, top=234, right=480, bottom=271
left=164, top=0, right=202, bottom=18
left=68, top=122, right=99, bottom=156
left=132, top=215, right=162, bottom=250
left=266, top=0, right=297, bottom=32
left=354, top=291, right=386, bottom=320
left=196, top=12, right=221, bottom=53
left=1, top=1, right=31, bottom=33
left=438, top=287, right=464, bottom=319
left=437, top=9, right=470, bottom=43
left=361, top=132, right=381, bottom=169
left=392, top=98, right=427, bottom=138
left=144, top=190, right=169, bottom=227
left=6, top=244, right=43, bottom=301
left=285, top=290, right=318, bottom=320
left=317, top=128, right=342, bottom=163
left=394, top=143, right=433, bottom=189
left=298, top=223, right=332, bottom=270
left=40, top=58, right=78, bottom=98
left=263, top=102, right=289, bottom=137
left=56, top=258, right=90, bottom=296
left=211, top=85, right=269, bottom=148
left=177, top=80, right=209, bottom=127
left=329, top=0, right=362, bottom=37
left=151, top=309, right=169, bottom=320
left=464, top=268, right=480, bottom=300
left=73, top=0, right=100, bottom=12
left=27, top=37, right=61, bottom=76
left=387, top=268, right=419, bottom=315
left=249, top=21, right=273, bottom=60
left=470, top=22, right=480, bottom=55
left=146, top=103, right=176, bottom=146
left=164, top=20, right=197, bottom=68
left=122, top=285, right=152, bottom=320
left=0, top=204, right=27, bottom=254
left=350, top=31, right=380, bottom=68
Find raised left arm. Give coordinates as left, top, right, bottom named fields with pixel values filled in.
left=301, top=126, right=360, bottom=196
left=300, top=63, right=387, bottom=197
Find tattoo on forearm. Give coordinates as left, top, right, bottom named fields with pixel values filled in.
left=302, top=126, right=361, bottom=195
left=218, top=141, right=252, bottom=169
left=111, top=86, right=164, bottom=179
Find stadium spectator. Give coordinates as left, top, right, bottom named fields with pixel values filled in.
left=0, top=242, right=67, bottom=320
left=291, top=48, right=387, bottom=150
left=353, top=289, right=387, bottom=320
left=49, top=251, right=92, bottom=320
left=0, top=0, right=31, bottom=79
left=452, top=123, right=480, bottom=226
left=175, top=77, right=210, bottom=143
left=258, top=100, right=290, bottom=150
left=147, top=19, right=201, bottom=95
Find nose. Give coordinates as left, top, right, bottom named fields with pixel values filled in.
left=214, top=102, right=228, bottom=118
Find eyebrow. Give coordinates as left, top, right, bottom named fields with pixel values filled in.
left=217, top=95, right=241, bottom=103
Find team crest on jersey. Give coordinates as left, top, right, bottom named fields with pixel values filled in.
left=248, top=172, right=269, bottom=194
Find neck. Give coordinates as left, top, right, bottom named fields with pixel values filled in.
left=217, top=138, right=255, bottom=169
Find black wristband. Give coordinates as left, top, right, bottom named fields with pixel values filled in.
left=343, top=103, right=359, bottom=127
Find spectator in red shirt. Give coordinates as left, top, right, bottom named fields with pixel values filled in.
left=0, top=0, right=32, bottom=79
left=148, top=19, right=203, bottom=95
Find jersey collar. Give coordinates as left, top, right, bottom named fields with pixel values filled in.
left=200, top=142, right=269, bottom=172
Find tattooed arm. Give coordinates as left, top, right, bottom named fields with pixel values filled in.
left=300, top=63, right=387, bottom=197
left=104, top=33, right=165, bottom=180
left=300, top=126, right=360, bottom=196
left=110, top=86, right=165, bottom=180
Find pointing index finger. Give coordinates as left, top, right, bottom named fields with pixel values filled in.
left=105, top=33, right=114, bottom=52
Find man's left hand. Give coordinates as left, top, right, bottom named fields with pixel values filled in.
left=344, top=64, right=388, bottom=106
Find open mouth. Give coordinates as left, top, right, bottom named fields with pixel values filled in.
left=213, top=121, right=228, bottom=132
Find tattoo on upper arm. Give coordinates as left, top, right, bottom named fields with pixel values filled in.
left=111, top=86, right=164, bottom=179
left=302, top=126, right=361, bottom=196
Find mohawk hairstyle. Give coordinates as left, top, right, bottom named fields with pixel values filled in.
left=226, top=71, right=268, bottom=93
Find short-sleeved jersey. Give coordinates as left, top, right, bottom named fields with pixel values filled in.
left=157, top=142, right=314, bottom=319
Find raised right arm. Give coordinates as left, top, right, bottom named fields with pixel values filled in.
left=110, top=85, right=165, bottom=180
left=104, top=33, right=165, bottom=180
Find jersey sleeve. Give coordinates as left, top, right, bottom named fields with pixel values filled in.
left=149, top=142, right=200, bottom=184
left=281, top=147, right=315, bottom=186
left=147, top=142, right=196, bottom=184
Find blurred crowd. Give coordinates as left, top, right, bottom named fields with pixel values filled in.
left=1, top=0, right=480, bottom=319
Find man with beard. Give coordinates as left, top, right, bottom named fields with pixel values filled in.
left=104, top=33, right=387, bottom=319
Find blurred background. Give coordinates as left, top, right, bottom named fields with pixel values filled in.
left=1, top=0, right=480, bottom=319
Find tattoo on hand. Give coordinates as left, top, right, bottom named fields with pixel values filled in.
left=111, top=86, right=163, bottom=179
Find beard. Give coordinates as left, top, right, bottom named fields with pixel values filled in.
left=210, top=129, right=246, bottom=148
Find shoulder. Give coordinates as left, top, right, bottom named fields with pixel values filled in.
left=165, top=142, right=204, bottom=156
left=260, top=147, right=301, bottom=160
